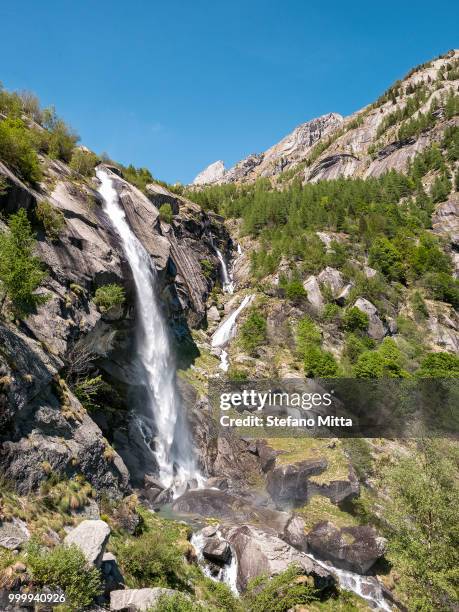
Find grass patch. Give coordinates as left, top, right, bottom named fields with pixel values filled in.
left=295, top=496, right=359, bottom=531
left=268, top=438, right=350, bottom=484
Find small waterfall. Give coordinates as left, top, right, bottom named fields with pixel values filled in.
left=190, top=531, right=239, bottom=595
left=219, top=349, right=229, bottom=372
left=212, top=295, right=254, bottom=348
left=216, top=248, right=234, bottom=294
left=306, top=553, right=392, bottom=611
left=237, top=243, right=242, bottom=255
left=97, top=168, right=198, bottom=490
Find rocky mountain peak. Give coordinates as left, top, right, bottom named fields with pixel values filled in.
left=193, top=159, right=226, bottom=185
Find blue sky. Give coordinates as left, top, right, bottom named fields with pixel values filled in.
left=0, top=1, right=457, bottom=183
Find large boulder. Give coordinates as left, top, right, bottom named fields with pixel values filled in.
left=303, top=276, right=324, bottom=312
left=0, top=519, right=30, bottom=551
left=221, top=524, right=335, bottom=592
left=202, top=536, right=232, bottom=564
left=307, top=521, right=387, bottom=574
left=353, top=298, right=385, bottom=340
left=266, top=458, right=328, bottom=506
left=64, top=519, right=110, bottom=568
left=110, top=588, right=179, bottom=611
left=317, top=267, right=345, bottom=297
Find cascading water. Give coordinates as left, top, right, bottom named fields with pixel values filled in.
left=306, top=553, right=392, bottom=611
left=212, top=295, right=254, bottom=349
left=96, top=168, right=198, bottom=489
left=190, top=531, right=239, bottom=595
left=216, top=248, right=234, bottom=294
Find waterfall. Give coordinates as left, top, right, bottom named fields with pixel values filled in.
left=96, top=168, right=198, bottom=490
left=212, top=295, right=254, bottom=349
left=216, top=248, right=234, bottom=294
left=306, top=553, right=392, bottom=611
left=190, top=531, right=239, bottom=595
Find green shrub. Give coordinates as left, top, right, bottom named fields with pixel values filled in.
left=113, top=521, right=190, bottom=590
left=0, top=209, right=48, bottom=316
left=0, top=117, right=42, bottom=184
left=41, top=107, right=79, bottom=162
left=322, top=303, right=341, bottom=323
left=342, top=306, right=369, bottom=332
left=343, top=333, right=374, bottom=364
left=159, top=203, right=174, bottom=224
left=284, top=279, right=306, bottom=301
left=93, top=283, right=125, bottom=312
left=27, top=542, right=102, bottom=609
left=200, top=259, right=214, bottom=279
left=35, top=200, right=65, bottom=241
left=296, top=316, right=322, bottom=356
left=416, top=352, right=459, bottom=377
left=69, top=148, right=99, bottom=176
left=150, top=593, right=205, bottom=612
left=304, top=345, right=339, bottom=377
left=423, top=272, right=459, bottom=308
left=240, top=310, right=267, bottom=354
left=353, top=338, right=407, bottom=378
left=410, top=290, right=428, bottom=319
left=243, top=565, right=317, bottom=612
left=369, top=236, right=404, bottom=281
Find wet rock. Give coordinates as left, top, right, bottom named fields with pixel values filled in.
left=110, top=588, right=179, bottom=611
left=221, top=524, right=335, bottom=592
left=353, top=298, right=385, bottom=340
left=201, top=525, right=218, bottom=537
left=207, top=305, right=221, bottom=322
left=64, top=519, right=110, bottom=568
left=202, top=537, right=232, bottom=564
left=307, top=521, right=387, bottom=574
left=205, top=477, right=229, bottom=490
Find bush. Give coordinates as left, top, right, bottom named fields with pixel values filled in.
left=296, top=316, right=321, bottom=356
left=369, top=236, right=404, bottom=281
left=151, top=593, right=206, bottom=612
left=423, top=272, right=459, bottom=308
left=27, top=543, right=102, bottom=609
left=159, top=203, right=174, bottom=224
left=0, top=117, right=42, bottom=184
left=113, top=522, right=190, bottom=590
left=35, top=200, right=65, bottom=241
left=410, top=290, right=428, bottom=319
left=240, top=310, right=267, bottom=354
left=41, top=108, right=79, bottom=162
left=93, top=283, right=125, bottom=312
left=200, top=259, right=214, bottom=279
left=342, top=306, right=369, bottom=332
left=353, top=338, right=407, bottom=378
left=321, top=303, right=341, bottom=323
left=416, top=352, right=459, bottom=377
left=284, top=279, right=306, bottom=301
left=304, top=345, right=339, bottom=377
left=0, top=209, right=47, bottom=316
left=243, top=565, right=317, bottom=612
left=69, top=148, right=99, bottom=176
left=343, top=333, right=374, bottom=364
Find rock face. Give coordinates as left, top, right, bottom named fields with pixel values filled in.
left=0, top=157, right=229, bottom=496
left=266, top=458, right=328, bottom=506
left=317, top=267, right=345, bottom=297
left=110, top=588, right=178, bottom=611
left=303, top=276, right=324, bottom=312
left=307, top=521, right=387, bottom=574
left=266, top=459, right=359, bottom=507
left=0, top=519, right=30, bottom=551
left=193, top=160, right=227, bottom=185
left=202, top=536, right=232, bottom=564
left=221, top=524, right=335, bottom=592
left=353, top=298, right=386, bottom=340
left=63, top=519, right=110, bottom=568
left=432, top=194, right=459, bottom=277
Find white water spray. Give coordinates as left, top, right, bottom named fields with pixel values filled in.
left=216, top=248, right=234, bottom=294
left=306, top=553, right=392, bottom=611
left=212, top=294, right=254, bottom=349
left=97, top=168, right=198, bottom=489
left=190, top=531, right=238, bottom=595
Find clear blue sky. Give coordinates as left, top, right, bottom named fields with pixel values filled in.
left=1, top=1, right=457, bottom=183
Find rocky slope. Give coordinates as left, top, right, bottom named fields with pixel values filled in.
left=193, top=49, right=459, bottom=185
